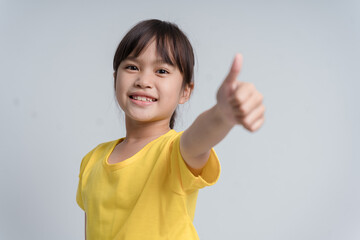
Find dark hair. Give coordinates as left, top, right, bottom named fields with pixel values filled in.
left=113, top=19, right=195, bottom=129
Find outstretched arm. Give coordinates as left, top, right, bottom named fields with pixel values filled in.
left=180, top=54, right=265, bottom=175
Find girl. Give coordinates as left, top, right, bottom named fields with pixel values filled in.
left=76, top=19, right=265, bottom=240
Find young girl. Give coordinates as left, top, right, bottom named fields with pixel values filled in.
left=76, top=19, right=265, bottom=240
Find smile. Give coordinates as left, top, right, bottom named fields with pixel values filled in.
left=130, top=95, right=157, bottom=102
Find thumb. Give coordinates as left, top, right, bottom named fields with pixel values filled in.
left=223, top=53, right=243, bottom=88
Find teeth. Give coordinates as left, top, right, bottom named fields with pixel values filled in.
left=132, top=96, right=156, bottom=102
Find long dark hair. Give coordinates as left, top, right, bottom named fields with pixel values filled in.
left=113, top=19, right=195, bottom=129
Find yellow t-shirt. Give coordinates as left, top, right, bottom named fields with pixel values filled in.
left=76, top=130, right=221, bottom=240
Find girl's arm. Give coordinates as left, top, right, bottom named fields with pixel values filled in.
left=180, top=54, right=265, bottom=174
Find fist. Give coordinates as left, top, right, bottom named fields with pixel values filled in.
left=216, top=54, right=265, bottom=132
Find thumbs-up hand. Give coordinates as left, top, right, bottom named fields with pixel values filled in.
left=216, top=54, right=265, bottom=132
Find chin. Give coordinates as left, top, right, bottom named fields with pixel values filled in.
left=126, top=111, right=170, bottom=125
left=125, top=112, right=155, bottom=122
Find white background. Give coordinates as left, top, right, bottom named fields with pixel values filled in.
left=1, top=0, right=359, bottom=239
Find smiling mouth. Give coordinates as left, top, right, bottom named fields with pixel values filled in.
left=129, top=95, right=158, bottom=102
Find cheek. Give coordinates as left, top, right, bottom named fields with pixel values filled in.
left=170, top=75, right=184, bottom=95
left=115, top=73, right=129, bottom=91
left=161, top=81, right=183, bottom=100
left=115, top=77, right=128, bottom=103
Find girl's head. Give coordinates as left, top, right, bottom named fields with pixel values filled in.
left=113, top=19, right=195, bottom=129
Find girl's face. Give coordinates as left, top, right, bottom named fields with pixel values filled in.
left=114, top=40, right=192, bottom=127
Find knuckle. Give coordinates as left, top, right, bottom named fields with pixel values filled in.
left=247, top=82, right=255, bottom=90
left=239, top=105, right=247, bottom=114
left=235, top=95, right=245, bottom=104
left=243, top=117, right=251, bottom=127
left=238, top=92, right=247, bottom=103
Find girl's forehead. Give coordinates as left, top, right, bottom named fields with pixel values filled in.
left=129, top=40, right=175, bottom=66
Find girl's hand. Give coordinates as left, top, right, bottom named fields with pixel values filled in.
left=216, top=54, right=265, bottom=132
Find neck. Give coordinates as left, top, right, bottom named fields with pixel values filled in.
left=124, top=116, right=172, bottom=143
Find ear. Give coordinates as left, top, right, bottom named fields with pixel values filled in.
left=179, top=82, right=194, bottom=104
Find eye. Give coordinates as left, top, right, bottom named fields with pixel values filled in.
left=125, top=65, right=138, bottom=71
left=156, top=69, right=169, bottom=74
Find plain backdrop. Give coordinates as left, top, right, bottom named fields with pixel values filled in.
left=1, top=0, right=359, bottom=239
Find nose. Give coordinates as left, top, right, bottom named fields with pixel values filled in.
left=135, top=71, right=153, bottom=89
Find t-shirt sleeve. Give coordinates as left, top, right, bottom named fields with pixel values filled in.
left=169, top=131, right=221, bottom=194
left=76, top=148, right=95, bottom=211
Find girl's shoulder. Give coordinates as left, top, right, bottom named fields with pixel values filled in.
left=155, top=129, right=184, bottom=147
